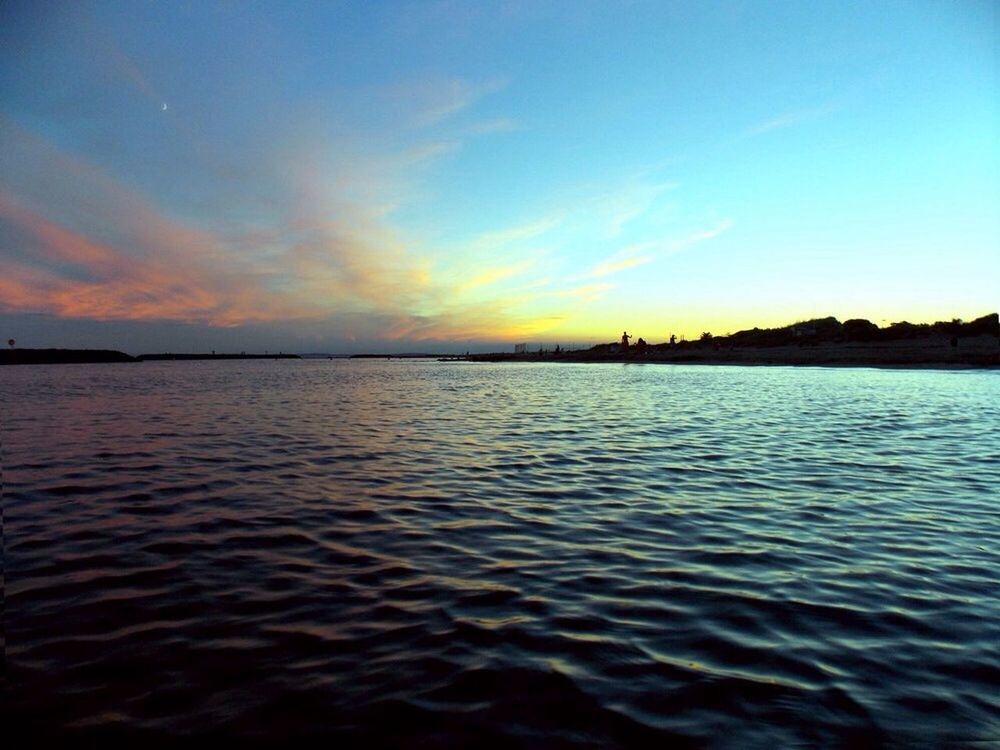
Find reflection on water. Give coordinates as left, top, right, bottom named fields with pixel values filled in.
left=4, top=360, right=999, bottom=746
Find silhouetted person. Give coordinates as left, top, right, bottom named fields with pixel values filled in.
left=621, top=331, right=631, bottom=350
left=635, top=337, right=647, bottom=354
left=669, top=334, right=676, bottom=346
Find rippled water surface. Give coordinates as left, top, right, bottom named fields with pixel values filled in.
left=4, top=360, right=999, bottom=747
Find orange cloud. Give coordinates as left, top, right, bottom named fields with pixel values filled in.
left=0, top=191, right=318, bottom=325
left=0, top=119, right=586, bottom=343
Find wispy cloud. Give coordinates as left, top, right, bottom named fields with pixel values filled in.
left=584, top=248, right=655, bottom=279
left=459, top=258, right=537, bottom=292
left=466, top=215, right=563, bottom=250
left=387, top=76, right=508, bottom=127
left=598, top=180, right=678, bottom=238
left=0, top=64, right=725, bottom=348
left=105, top=39, right=159, bottom=105
left=743, top=103, right=837, bottom=137
left=0, top=190, right=319, bottom=326
left=555, top=282, right=615, bottom=302
left=463, top=117, right=519, bottom=135
left=580, top=218, right=733, bottom=281
left=665, top=218, right=734, bottom=252
left=0, top=120, right=415, bottom=327
left=0, top=119, right=581, bottom=343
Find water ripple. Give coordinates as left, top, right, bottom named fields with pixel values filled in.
left=4, top=360, right=999, bottom=747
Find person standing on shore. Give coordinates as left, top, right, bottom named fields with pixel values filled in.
left=621, top=331, right=631, bottom=350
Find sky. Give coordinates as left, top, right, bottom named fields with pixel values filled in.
left=0, top=0, right=996, bottom=353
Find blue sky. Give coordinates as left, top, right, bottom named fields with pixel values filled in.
left=0, top=0, right=996, bottom=352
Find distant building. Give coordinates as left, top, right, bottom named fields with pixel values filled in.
left=514, top=343, right=527, bottom=354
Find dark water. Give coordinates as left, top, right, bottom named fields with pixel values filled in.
left=4, top=360, right=999, bottom=747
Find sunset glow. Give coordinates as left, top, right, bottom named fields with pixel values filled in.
left=1, top=1, right=996, bottom=352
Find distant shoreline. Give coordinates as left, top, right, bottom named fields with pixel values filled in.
left=451, top=338, right=1000, bottom=369
left=0, top=350, right=301, bottom=366
left=3, top=341, right=997, bottom=369
left=137, top=353, right=301, bottom=361
left=453, top=313, right=1000, bottom=369
left=3, top=314, right=997, bottom=368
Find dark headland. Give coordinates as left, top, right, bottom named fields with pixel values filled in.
left=457, top=313, right=1000, bottom=368
left=0, top=350, right=301, bottom=366
left=0, top=348, right=137, bottom=366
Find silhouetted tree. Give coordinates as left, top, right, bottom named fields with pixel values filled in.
left=843, top=319, right=879, bottom=341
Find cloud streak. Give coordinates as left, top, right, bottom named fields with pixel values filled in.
left=743, top=104, right=837, bottom=137
left=0, top=191, right=317, bottom=325
left=386, top=77, right=508, bottom=127
left=0, top=117, right=576, bottom=343
left=0, top=47, right=727, bottom=349
left=581, top=218, right=734, bottom=280
left=585, top=250, right=655, bottom=279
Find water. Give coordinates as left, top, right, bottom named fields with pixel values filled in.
left=4, top=359, right=999, bottom=747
